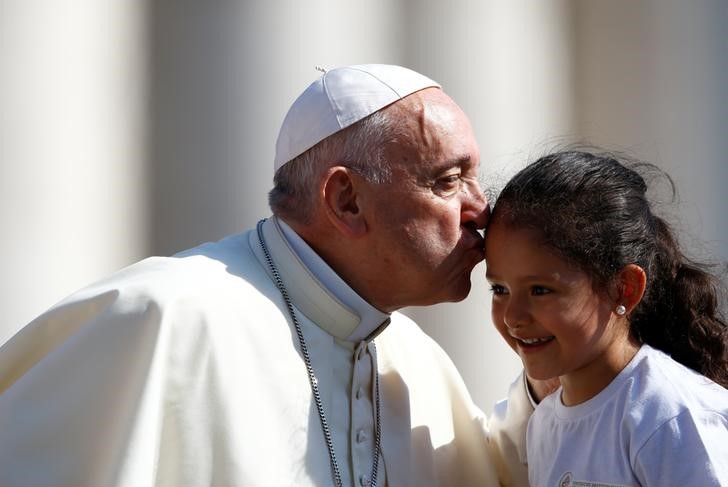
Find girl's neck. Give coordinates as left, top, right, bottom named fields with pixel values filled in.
left=560, top=338, right=641, bottom=406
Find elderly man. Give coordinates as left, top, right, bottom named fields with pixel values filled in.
left=0, top=65, right=536, bottom=486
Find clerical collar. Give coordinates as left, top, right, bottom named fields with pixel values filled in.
left=251, top=216, right=390, bottom=342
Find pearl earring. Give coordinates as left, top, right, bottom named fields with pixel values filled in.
left=616, top=305, right=627, bottom=316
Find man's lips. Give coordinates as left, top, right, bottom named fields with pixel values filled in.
left=463, top=226, right=485, bottom=250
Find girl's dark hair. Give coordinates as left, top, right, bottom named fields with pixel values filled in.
left=492, top=149, right=728, bottom=387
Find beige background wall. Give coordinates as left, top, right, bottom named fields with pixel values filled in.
left=1, top=0, right=725, bottom=412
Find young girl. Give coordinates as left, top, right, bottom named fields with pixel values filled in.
left=484, top=150, right=728, bottom=486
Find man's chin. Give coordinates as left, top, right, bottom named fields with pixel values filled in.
left=405, top=272, right=474, bottom=307
left=442, top=279, right=473, bottom=304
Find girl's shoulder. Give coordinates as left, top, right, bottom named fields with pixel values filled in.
left=624, top=344, right=728, bottom=428
left=625, top=347, right=728, bottom=484
left=636, top=345, right=726, bottom=399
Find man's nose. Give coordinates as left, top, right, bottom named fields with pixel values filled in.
left=461, top=180, right=489, bottom=229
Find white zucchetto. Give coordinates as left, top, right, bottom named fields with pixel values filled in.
left=274, top=64, right=440, bottom=172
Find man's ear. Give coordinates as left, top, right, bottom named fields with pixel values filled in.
left=321, top=166, right=367, bottom=237
left=615, top=264, right=647, bottom=314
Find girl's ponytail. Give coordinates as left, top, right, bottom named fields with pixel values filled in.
left=631, top=215, right=727, bottom=386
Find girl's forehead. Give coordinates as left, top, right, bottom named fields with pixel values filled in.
left=486, top=225, right=590, bottom=275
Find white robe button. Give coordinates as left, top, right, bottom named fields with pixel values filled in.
left=356, top=387, right=364, bottom=399
left=359, top=474, right=369, bottom=486
left=356, top=429, right=367, bottom=443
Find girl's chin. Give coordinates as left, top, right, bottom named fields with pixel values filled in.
left=523, top=365, right=561, bottom=382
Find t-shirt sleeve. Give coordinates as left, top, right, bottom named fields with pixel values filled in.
left=633, top=409, right=728, bottom=486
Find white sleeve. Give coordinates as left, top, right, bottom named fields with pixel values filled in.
left=0, top=289, right=167, bottom=487
left=486, top=370, right=533, bottom=487
left=633, top=409, right=728, bottom=486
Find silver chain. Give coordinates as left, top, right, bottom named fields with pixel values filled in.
left=257, top=220, right=382, bottom=487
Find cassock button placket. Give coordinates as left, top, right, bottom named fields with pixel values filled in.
left=351, top=340, right=381, bottom=486
left=257, top=220, right=382, bottom=487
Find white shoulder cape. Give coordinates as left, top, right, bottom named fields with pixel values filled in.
left=0, top=220, right=531, bottom=486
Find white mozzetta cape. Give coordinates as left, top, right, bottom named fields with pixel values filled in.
left=0, top=218, right=531, bottom=486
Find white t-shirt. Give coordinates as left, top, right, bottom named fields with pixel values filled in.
left=527, top=344, right=728, bottom=487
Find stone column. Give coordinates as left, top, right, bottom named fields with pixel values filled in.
left=573, top=0, right=728, bottom=264
left=0, top=1, right=148, bottom=343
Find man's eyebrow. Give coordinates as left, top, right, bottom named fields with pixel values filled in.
left=433, top=155, right=472, bottom=171
left=452, top=155, right=472, bottom=166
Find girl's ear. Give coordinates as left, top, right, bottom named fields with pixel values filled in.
left=321, top=166, right=367, bottom=237
left=616, top=264, right=647, bottom=314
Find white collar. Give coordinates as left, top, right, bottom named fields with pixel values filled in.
left=250, top=216, right=390, bottom=342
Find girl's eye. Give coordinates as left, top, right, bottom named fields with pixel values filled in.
left=489, top=284, right=508, bottom=295
left=531, top=286, right=551, bottom=296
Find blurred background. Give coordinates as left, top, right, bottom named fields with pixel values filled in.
left=1, top=0, right=726, bottom=412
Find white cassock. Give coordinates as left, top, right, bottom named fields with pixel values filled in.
left=0, top=216, right=532, bottom=486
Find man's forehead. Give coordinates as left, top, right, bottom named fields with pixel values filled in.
left=393, top=87, right=460, bottom=118
left=425, top=102, right=462, bottom=129
left=388, top=149, right=477, bottom=180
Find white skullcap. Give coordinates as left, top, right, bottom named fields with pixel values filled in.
left=274, top=64, right=441, bottom=172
